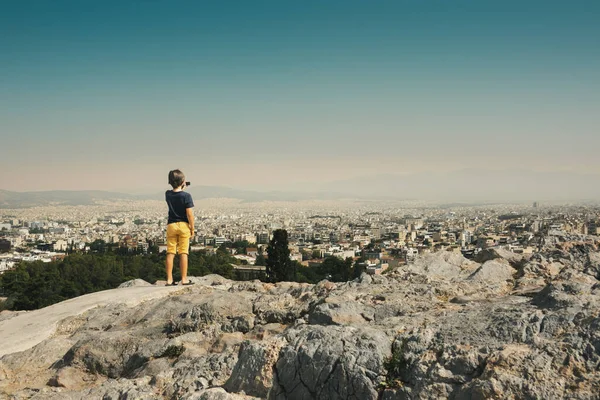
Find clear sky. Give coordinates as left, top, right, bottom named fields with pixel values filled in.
left=1, top=0, right=599, bottom=195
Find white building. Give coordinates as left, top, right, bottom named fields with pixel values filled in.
left=53, top=239, right=68, bottom=252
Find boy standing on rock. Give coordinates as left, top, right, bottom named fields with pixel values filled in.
left=165, top=169, right=195, bottom=286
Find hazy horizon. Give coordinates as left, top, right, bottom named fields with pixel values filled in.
left=2, top=1, right=599, bottom=199
left=2, top=167, right=600, bottom=204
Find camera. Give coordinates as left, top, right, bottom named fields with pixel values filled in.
left=185, top=181, right=191, bottom=186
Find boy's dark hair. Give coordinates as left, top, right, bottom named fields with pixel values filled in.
left=168, top=169, right=186, bottom=188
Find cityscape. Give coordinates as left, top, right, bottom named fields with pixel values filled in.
left=2, top=197, right=598, bottom=277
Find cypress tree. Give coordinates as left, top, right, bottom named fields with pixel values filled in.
left=266, top=229, right=295, bottom=282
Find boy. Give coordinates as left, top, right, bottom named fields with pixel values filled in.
left=165, top=169, right=195, bottom=285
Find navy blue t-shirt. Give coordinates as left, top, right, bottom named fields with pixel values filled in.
left=165, top=190, right=194, bottom=224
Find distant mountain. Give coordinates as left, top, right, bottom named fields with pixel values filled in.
left=146, top=185, right=359, bottom=203
left=314, top=169, right=600, bottom=202
left=2, top=169, right=598, bottom=207
left=0, top=187, right=354, bottom=208
left=185, top=186, right=353, bottom=203
left=0, top=190, right=136, bottom=208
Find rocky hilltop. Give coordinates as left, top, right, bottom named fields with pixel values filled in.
left=1, top=236, right=600, bottom=399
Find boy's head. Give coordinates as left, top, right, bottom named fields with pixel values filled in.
left=168, top=169, right=186, bottom=189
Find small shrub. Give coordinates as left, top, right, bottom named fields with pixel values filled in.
left=384, top=350, right=406, bottom=386
left=383, top=338, right=410, bottom=388
left=160, top=344, right=185, bottom=358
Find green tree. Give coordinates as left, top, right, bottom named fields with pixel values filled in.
left=353, top=260, right=366, bottom=279
left=255, top=249, right=266, bottom=266
left=295, top=261, right=322, bottom=283
left=266, top=229, right=295, bottom=282
left=217, top=244, right=230, bottom=255
left=318, top=256, right=354, bottom=282
left=232, top=240, right=250, bottom=254
left=300, top=249, right=311, bottom=261
left=89, top=239, right=107, bottom=253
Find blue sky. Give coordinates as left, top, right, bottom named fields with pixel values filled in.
left=1, top=1, right=599, bottom=195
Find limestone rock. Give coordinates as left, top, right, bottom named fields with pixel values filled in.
left=225, top=337, right=287, bottom=398
left=118, top=278, right=153, bottom=288
left=308, top=301, right=373, bottom=326
left=270, top=325, right=390, bottom=399
left=468, top=259, right=515, bottom=284
left=185, top=387, right=261, bottom=399
left=1, top=241, right=600, bottom=399
left=408, top=251, right=478, bottom=280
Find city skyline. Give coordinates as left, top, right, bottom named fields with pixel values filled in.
left=2, top=1, right=599, bottom=197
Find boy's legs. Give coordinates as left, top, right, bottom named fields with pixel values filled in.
left=166, top=253, right=175, bottom=284
left=165, top=223, right=178, bottom=284
left=180, top=254, right=188, bottom=283
left=176, top=222, right=192, bottom=284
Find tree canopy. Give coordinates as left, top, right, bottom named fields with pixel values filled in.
left=266, top=229, right=296, bottom=282
left=0, top=235, right=369, bottom=311
left=0, top=250, right=237, bottom=311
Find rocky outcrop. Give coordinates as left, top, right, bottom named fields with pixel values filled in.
left=271, top=325, right=389, bottom=399
left=1, top=239, right=600, bottom=399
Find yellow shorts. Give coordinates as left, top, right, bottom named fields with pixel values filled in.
left=166, top=222, right=191, bottom=255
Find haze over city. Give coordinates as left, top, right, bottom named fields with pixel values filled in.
left=2, top=1, right=599, bottom=201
